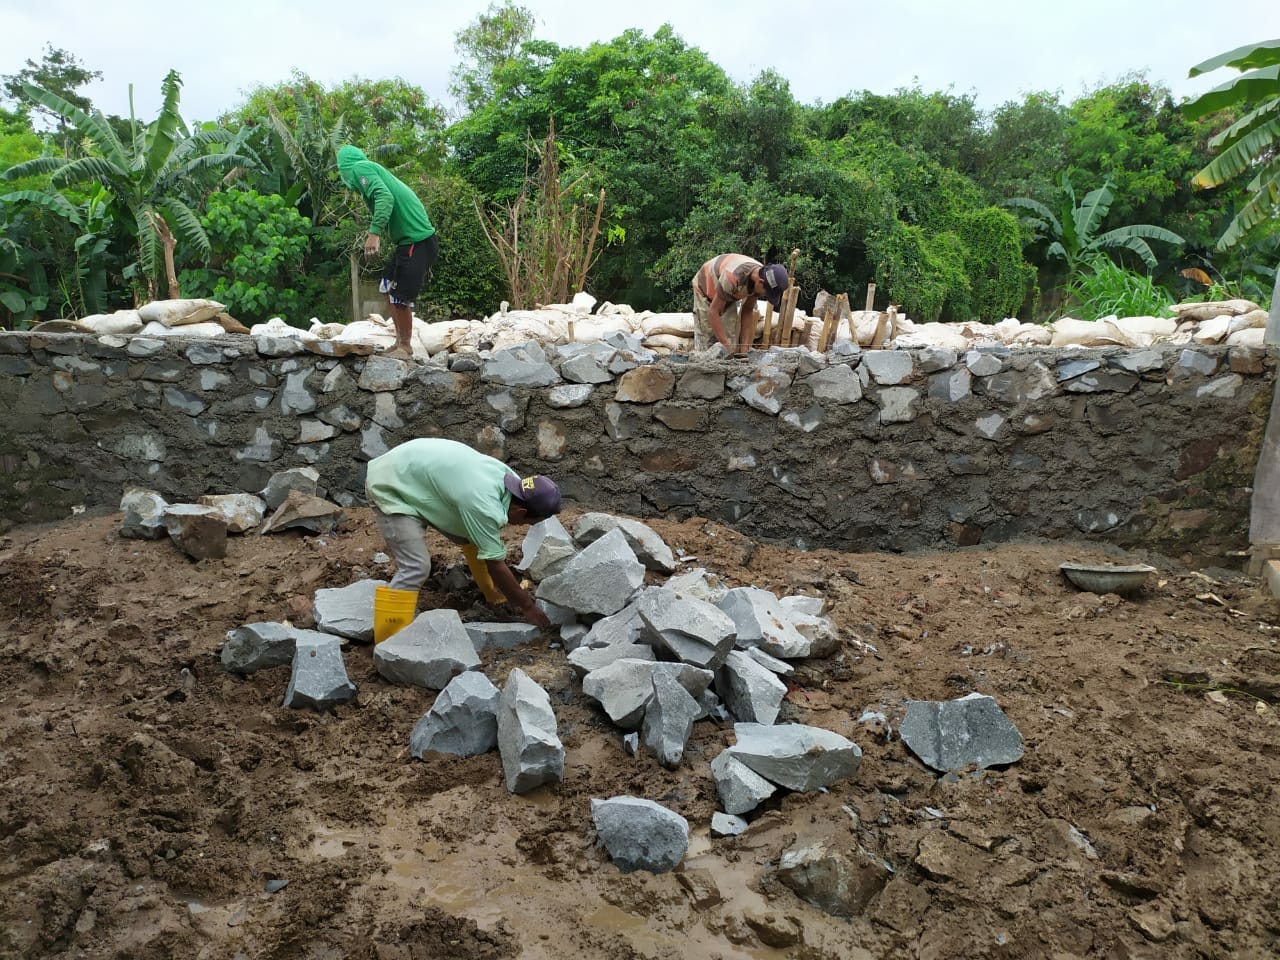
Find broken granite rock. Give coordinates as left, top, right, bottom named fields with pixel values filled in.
left=572, top=513, right=676, bottom=573
left=718, top=587, right=810, bottom=659
left=711, top=812, right=749, bottom=838
left=581, top=659, right=714, bottom=730
left=282, top=633, right=357, bottom=711
left=716, top=649, right=787, bottom=725
left=728, top=723, right=862, bottom=792
left=642, top=668, right=702, bottom=768
left=163, top=504, right=228, bottom=560
left=465, top=621, right=542, bottom=654
left=745, top=646, right=795, bottom=676
left=898, top=692, right=1024, bottom=772
left=313, top=578, right=387, bottom=642
left=560, top=622, right=588, bottom=651
left=221, top=622, right=305, bottom=674
left=497, top=668, right=564, bottom=793
left=410, top=671, right=500, bottom=758
left=259, top=490, right=344, bottom=536
left=119, top=487, right=169, bottom=539
left=260, top=466, right=320, bottom=510
left=374, top=608, right=480, bottom=690
left=580, top=603, right=645, bottom=649
left=776, top=838, right=891, bottom=918
left=567, top=641, right=655, bottom=678
left=535, top=528, right=645, bottom=617
left=517, top=516, right=577, bottom=582
left=664, top=566, right=729, bottom=603
left=710, top=750, right=777, bottom=816
left=198, top=493, right=267, bottom=533
left=636, top=588, right=737, bottom=670
left=591, top=797, right=689, bottom=874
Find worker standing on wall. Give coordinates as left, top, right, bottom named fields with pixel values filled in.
left=364, top=437, right=560, bottom=640
left=337, top=145, right=438, bottom=361
left=691, top=254, right=789, bottom=353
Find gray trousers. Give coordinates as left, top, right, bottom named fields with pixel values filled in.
left=373, top=508, right=432, bottom=591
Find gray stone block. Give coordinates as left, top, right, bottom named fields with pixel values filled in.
left=535, top=528, right=645, bottom=617
left=410, top=671, right=500, bottom=758
left=716, top=649, right=787, bottom=724
left=636, top=588, right=736, bottom=670
left=642, top=669, right=702, bottom=768
left=591, top=797, right=689, bottom=873
left=581, top=603, right=645, bottom=648
left=710, top=750, right=776, bottom=815
left=465, top=621, right=542, bottom=654
left=282, top=634, right=356, bottom=711
left=517, top=516, right=577, bottom=581
left=582, top=659, right=714, bottom=730
left=567, top=641, right=655, bottom=678
left=260, top=466, right=320, bottom=510
left=718, top=586, right=809, bottom=659
left=374, top=608, right=480, bottom=690
left=899, top=692, right=1024, bottom=772
left=483, top=342, right=560, bottom=386
left=119, top=487, right=169, bottom=539
left=220, top=621, right=311, bottom=674
left=313, top=578, right=388, bottom=642
left=497, top=668, right=564, bottom=793
left=728, top=722, right=862, bottom=791
left=711, top=812, right=749, bottom=837
left=572, top=513, right=676, bottom=573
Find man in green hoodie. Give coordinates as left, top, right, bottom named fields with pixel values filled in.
left=336, top=145, right=438, bottom=360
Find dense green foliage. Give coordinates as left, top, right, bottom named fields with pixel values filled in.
left=0, top=18, right=1274, bottom=330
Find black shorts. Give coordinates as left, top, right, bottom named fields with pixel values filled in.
left=379, top=234, right=438, bottom=306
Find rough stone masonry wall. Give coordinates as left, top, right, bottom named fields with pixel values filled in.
left=0, top=329, right=1272, bottom=564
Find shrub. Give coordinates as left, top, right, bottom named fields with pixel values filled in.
left=1066, top=256, right=1175, bottom=319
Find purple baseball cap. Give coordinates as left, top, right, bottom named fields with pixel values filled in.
left=760, top=263, right=789, bottom=309
left=504, top=472, right=563, bottom=518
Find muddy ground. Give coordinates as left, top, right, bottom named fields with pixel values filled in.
left=0, top=505, right=1277, bottom=960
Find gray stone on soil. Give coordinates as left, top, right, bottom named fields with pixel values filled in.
left=163, top=504, right=229, bottom=560
left=464, top=621, right=542, bottom=654
left=728, top=722, right=863, bottom=792
left=641, top=669, right=702, bottom=768
left=483, top=342, right=560, bottom=387
left=536, top=599, right=578, bottom=627
left=718, top=586, right=810, bottom=660
left=567, top=641, right=655, bottom=678
left=313, top=578, right=387, bottom=642
left=699, top=687, right=731, bottom=723
left=258, top=491, right=344, bottom=536
left=717, top=650, right=788, bottom=724
left=744, top=646, right=795, bottom=676
left=580, top=603, right=644, bottom=648
left=535, top=528, right=645, bottom=617
left=591, top=797, right=689, bottom=874
left=581, top=659, right=714, bottom=730
left=898, top=692, right=1024, bottom=772
left=198, top=493, right=267, bottom=533
left=664, top=567, right=729, bottom=604
left=636, top=588, right=737, bottom=670
left=777, top=603, right=841, bottom=658
left=374, top=608, right=481, bottom=690
left=260, top=467, right=320, bottom=510
left=711, top=813, right=749, bottom=838
left=517, top=516, right=577, bottom=581
left=221, top=622, right=314, bottom=674
left=282, top=633, right=357, bottom=711
left=776, top=838, right=891, bottom=918
left=571, top=513, right=675, bottom=574
left=410, top=671, right=500, bottom=758
left=622, top=732, right=639, bottom=756
left=120, top=487, right=169, bottom=539
left=560, top=622, right=588, bottom=651
left=497, top=668, right=564, bottom=793
left=710, top=750, right=777, bottom=815
left=780, top=595, right=824, bottom=617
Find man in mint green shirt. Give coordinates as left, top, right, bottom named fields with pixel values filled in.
left=337, top=145, right=438, bottom=361
left=366, top=438, right=561, bottom=627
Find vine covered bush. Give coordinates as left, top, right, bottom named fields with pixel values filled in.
left=957, top=207, right=1037, bottom=321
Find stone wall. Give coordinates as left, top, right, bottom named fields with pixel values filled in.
left=0, top=330, right=1272, bottom=563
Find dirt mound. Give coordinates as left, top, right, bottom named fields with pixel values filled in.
left=1, top=509, right=1277, bottom=959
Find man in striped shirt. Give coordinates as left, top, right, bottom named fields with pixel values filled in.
left=691, top=254, right=789, bottom=352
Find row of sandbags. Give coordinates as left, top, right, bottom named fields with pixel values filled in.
left=50, top=293, right=1272, bottom=357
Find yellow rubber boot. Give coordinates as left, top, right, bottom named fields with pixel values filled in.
left=461, top=543, right=506, bottom=605
left=373, top=586, right=418, bottom=643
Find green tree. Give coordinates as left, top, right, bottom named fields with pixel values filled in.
left=450, top=1, right=537, bottom=114
left=2, top=70, right=255, bottom=301
left=1, top=45, right=102, bottom=135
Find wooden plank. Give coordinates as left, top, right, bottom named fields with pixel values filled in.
left=762, top=302, right=774, bottom=347
left=818, top=302, right=836, bottom=352
left=865, top=282, right=876, bottom=312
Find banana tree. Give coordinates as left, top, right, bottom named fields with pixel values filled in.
left=1003, top=174, right=1184, bottom=279
left=1, top=69, right=256, bottom=301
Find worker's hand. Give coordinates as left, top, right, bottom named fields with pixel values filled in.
left=363, top=233, right=381, bottom=257
left=519, top=601, right=551, bottom=630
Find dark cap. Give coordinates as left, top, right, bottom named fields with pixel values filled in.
left=504, top=472, right=563, bottom=518
left=760, top=263, right=789, bottom=309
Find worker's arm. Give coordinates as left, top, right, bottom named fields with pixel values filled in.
left=706, top=291, right=735, bottom=351
left=359, top=165, right=394, bottom=255
left=487, top=558, right=551, bottom=628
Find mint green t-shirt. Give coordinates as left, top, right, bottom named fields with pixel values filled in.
left=365, top=438, right=514, bottom=560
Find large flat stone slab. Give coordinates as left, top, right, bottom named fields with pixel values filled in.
left=636, top=588, right=736, bottom=670
left=572, top=513, right=676, bottom=573
left=899, top=693, right=1024, bottom=772
left=373, top=608, right=480, bottom=690
left=282, top=634, right=357, bottom=711
left=313, top=578, right=388, bottom=642
left=535, top=528, right=645, bottom=617
left=582, top=659, right=714, bottom=730
left=728, top=722, right=862, bottom=792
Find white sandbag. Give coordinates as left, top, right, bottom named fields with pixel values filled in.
left=643, top=334, right=690, bottom=352
left=335, top=318, right=395, bottom=347
left=598, top=302, right=636, bottom=318
left=892, top=322, right=969, bottom=351
left=1111, top=316, right=1177, bottom=345
left=1226, top=327, right=1266, bottom=348
left=415, top=319, right=471, bottom=356
left=78, top=310, right=143, bottom=335
left=571, top=291, right=597, bottom=313
left=249, top=317, right=310, bottom=339
left=1170, top=299, right=1260, bottom=321
left=1193, top=315, right=1233, bottom=343
left=139, top=320, right=227, bottom=338
left=1234, top=309, right=1270, bottom=331
left=990, top=318, right=1025, bottom=344
left=308, top=320, right=349, bottom=339
left=640, top=313, right=695, bottom=337
left=137, top=298, right=225, bottom=327
left=1008, top=324, right=1053, bottom=346
left=1050, top=317, right=1132, bottom=348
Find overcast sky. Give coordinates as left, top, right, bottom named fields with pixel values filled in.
left=0, top=0, right=1272, bottom=124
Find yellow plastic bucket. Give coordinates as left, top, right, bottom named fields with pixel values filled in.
left=374, top=586, right=418, bottom=643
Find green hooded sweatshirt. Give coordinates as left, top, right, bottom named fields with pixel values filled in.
left=336, top=145, right=435, bottom=245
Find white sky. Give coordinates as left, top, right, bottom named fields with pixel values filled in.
left=0, top=0, right=1272, bottom=123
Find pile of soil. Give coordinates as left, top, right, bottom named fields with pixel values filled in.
left=1, top=506, right=1277, bottom=959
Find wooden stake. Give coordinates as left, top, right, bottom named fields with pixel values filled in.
left=762, top=302, right=774, bottom=347
left=818, top=302, right=836, bottom=353
left=865, top=282, right=876, bottom=312
left=350, top=250, right=361, bottom=322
